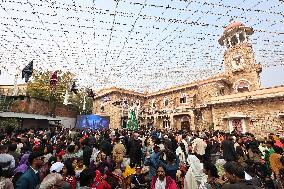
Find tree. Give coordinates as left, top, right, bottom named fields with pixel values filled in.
left=27, top=70, right=74, bottom=102
left=0, top=118, right=21, bottom=133
left=69, top=92, right=93, bottom=115
left=26, top=70, right=93, bottom=115
left=0, top=96, right=14, bottom=112
left=126, top=110, right=139, bottom=131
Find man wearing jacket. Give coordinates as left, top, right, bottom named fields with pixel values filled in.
left=222, top=134, right=238, bottom=162
left=16, top=151, right=44, bottom=189
left=128, top=133, right=142, bottom=166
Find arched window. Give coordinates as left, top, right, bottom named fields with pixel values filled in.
left=100, top=104, right=105, bottom=112
left=180, top=93, right=187, bottom=104
left=163, top=118, right=170, bottom=129
left=239, top=33, right=245, bottom=42
left=231, top=35, right=238, bottom=46
left=219, top=88, right=225, bottom=96
left=224, top=39, right=230, bottom=48
left=164, top=97, right=169, bottom=107
left=135, top=99, right=140, bottom=107
left=234, top=80, right=250, bottom=93
left=151, top=99, right=156, bottom=108
left=123, top=97, right=128, bottom=105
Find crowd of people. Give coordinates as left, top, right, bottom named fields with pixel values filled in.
left=0, top=126, right=283, bottom=189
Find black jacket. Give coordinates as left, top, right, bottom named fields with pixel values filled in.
left=83, top=145, right=92, bottom=167
left=128, top=138, right=142, bottom=164
left=15, top=168, right=40, bottom=189
left=222, top=139, right=238, bottom=161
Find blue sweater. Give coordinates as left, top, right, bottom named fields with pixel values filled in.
left=144, top=152, right=160, bottom=179
left=158, top=156, right=180, bottom=180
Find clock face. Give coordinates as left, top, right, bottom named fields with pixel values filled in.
left=229, top=52, right=245, bottom=71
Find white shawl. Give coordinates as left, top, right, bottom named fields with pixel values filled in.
left=184, top=155, right=208, bottom=189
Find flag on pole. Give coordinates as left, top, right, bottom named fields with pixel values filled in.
left=50, top=71, right=58, bottom=87
left=22, top=60, right=33, bottom=83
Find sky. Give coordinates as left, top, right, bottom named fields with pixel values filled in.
left=0, top=0, right=283, bottom=92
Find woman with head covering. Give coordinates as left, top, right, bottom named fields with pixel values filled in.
left=176, top=143, right=187, bottom=164
left=184, top=155, right=208, bottom=189
left=14, top=154, right=29, bottom=174
left=50, top=162, right=64, bottom=173
left=12, top=154, right=29, bottom=186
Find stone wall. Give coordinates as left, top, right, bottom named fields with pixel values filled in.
left=10, top=97, right=78, bottom=118
left=212, top=97, right=284, bottom=137
left=199, top=107, right=213, bottom=130
left=93, top=99, right=101, bottom=114
left=92, top=87, right=284, bottom=135
left=0, top=84, right=27, bottom=96
left=11, top=97, right=49, bottom=115
left=55, top=105, right=78, bottom=118
left=197, top=83, right=221, bottom=104
left=92, top=84, right=223, bottom=130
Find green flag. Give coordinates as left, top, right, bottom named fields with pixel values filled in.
left=126, top=110, right=139, bottom=131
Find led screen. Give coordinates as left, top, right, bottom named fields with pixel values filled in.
left=75, top=115, right=110, bottom=130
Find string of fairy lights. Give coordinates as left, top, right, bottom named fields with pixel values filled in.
left=0, top=0, right=283, bottom=92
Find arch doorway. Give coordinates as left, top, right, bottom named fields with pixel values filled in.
left=181, top=116, right=190, bottom=131
left=121, top=116, right=128, bottom=129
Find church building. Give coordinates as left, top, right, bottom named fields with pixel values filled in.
left=93, top=21, right=284, bottom=137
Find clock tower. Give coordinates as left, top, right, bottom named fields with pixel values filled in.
left=219, top=21, right=262, bottom=93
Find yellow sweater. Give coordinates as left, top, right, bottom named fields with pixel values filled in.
left=269, top=153, right=284, bottom=175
